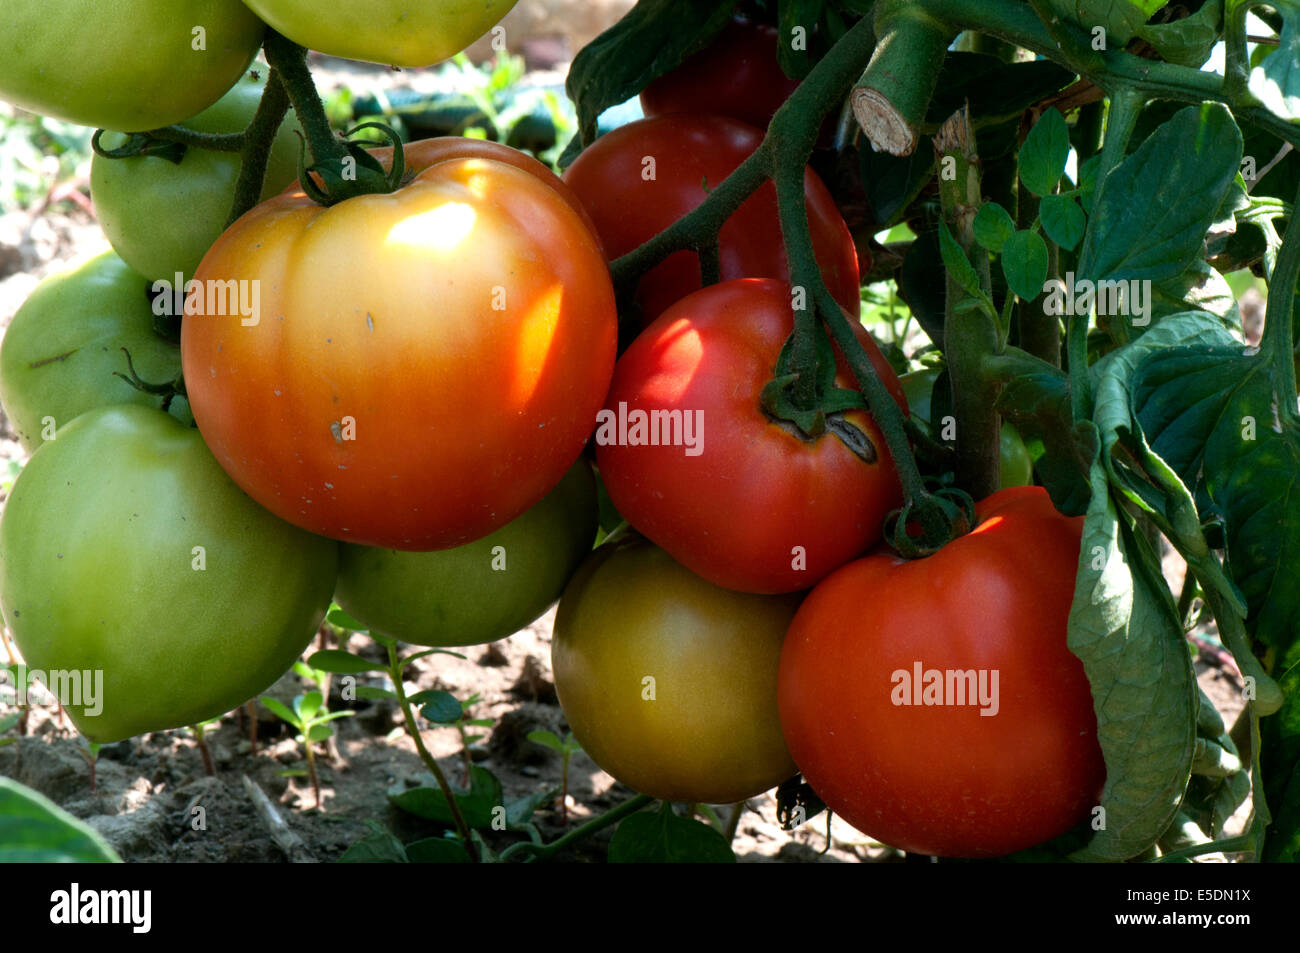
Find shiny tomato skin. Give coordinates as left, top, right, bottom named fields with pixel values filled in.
left=181, top=155, right=617, bottom=550
left=562, top=115, right=860, bottom=324
left=778, top=486, right=1106, bottom=858
left=640, top=17, right=801, bottom=132
left=552, top=535, right=800, bottom=804
left=596, top=278, right=904, bottom=594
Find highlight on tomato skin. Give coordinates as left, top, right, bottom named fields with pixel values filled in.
left=776, top=486, right=1107, bottom=859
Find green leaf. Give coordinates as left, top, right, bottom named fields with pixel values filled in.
left=1263, top=657, right=1300, bottom=861
left=388, top=767, right=504, bottom=829
left=0, top=777, right=121, bottom=862
left=338, top=820, right=408, bottom=863
left=294, top=691, right=323, bottom=723
left=405, top=837, right=472, bottom=863
left=1078, top=104, right=1244, bottom=286
left=505, top=788, right=557, bottom=829
left=326, top=607, right=366, bottom=631
left=938, top=221, right=988, bottom=305
left=861, top=138, right=935, bottom=228
left=1249, top=10, right=1300, bottom=122
left=418, top=691, right=464, bottom=724
left=1067, top=466, right=1198, bottom=861
left=260, top=696, right=300, bottom=729
left=1148, top=259, right=1241, bottom=331
left=527, top=729, right=563, bottom=752
left=305, top=724, right=334, bottom=743
left=1039, top=194, right=1086, bottom=251
left=0, top=712, right=19, bottom=734
left=1001, top=229, right=1050, bottom=301
left=1045, top=0, right=1165, bottom=48
left=608, top=803, right=736, bottom=863
left=926, top=53, right=1076, bottom=129
left=1019, top=108, right=1070, bottom=197
left=307, top=649, right=386, bottom=675
left=1136, top=0, right=1224, bottom=67
left=995, top=373, right=1095, bottom=515
left=563, top=0, right=738, bottom=157
left=973, top=201, right=1017, bottom=253
left=353, top=685, right=396, bottom=701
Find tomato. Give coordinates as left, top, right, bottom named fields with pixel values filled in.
left=181, top=154, right=616, bottom=550
left=596, top=279, right=905, bottom=594
left=562, top=115, right=861, bottom=324
left=778, top=486, right=1105, bottom=858
left=0, top=405, right=338, bottom=744
left=239, top=0, right=518, bottom=68
left=640, top=17, right=801, bottom=132
left=334, top=460, right=597, bottom=646
left=899, top=367, right=1035, bottom=489
left=0, top=251, right=192, bottom=451
left=552, top=535, right=799, bottom=804
left=0, top=1, right=263, bottom=132
left=91, top=72, right=304, bottom=283
left=284, top=136, right=603, bottom=253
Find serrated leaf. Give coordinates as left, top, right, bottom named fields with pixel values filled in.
left=1040, top=194, right=1086, bottom=251
left=0, top=778, right=120, bottom=862
left=608, top=803, right=736, bottom=863
left=973, top=201, right=1017, bottom=252
left=1078, top=104, right=1244, bottom=286
left=1019, top=108, right=1070, bottom=197
left=307, top=649, right=386, bottom=675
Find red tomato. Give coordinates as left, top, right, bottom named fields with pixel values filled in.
left=778, top=486, right=1106, bottom=857
left=562, top=115, right=860, bottom=324
left=595, top=278, right=904, bottom=594
left=182, top=153, right=616, bottom=550
left=640, top=17, right=801, bottom=132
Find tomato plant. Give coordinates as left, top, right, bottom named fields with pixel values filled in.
left=552, top=534, right=799, bottom=805
left=639, top=16, right=800, bottom=132
left=562, top=114, right=861, bottom=324
left=597, top=278, right=905, bottom=594
left=239, top=0, right=519, bottom=67
left=334, top=460, right=598, bottom=646
left=181, top=151, right=617, bottom=551
left=0, top=405, right=338, bottom=744
left=0, top=251, right=192, bottom=451
left=0, top=0, right=264, bottom=131
left=91, top=72, right=304, bottom=282
left=778, top=486, right=1105, bottom=858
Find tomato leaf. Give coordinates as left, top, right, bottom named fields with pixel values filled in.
left=307, top=649, right=385, bottom=675
left=1248, top=6, right=1300, bottom=122
left=1263, top=658, right=1300, bottom=861
left=1039, top=194, right=1086, bottom=252
left=1135, top=0, right=1224, bottom=68
left=938, top=221, right=992, bottom=312
left=995, top=373, right=1095, bottom=516
left=0, top=777, right=121, bottom=862
left=1043, top=0, right=1164, bottom=48
left=1018, top=108, right=1070, bottom=198
left=562, top=0, right=739, bottom=161
left=1078, top=104, right=1243, bottom=288
left=973, top=201, right=1016, bottom=253
left=1149, top=259, right=1241, bottom=331
left=608, top=802, right=736, bottom=863
left=1067, top=464, right=1198, bottom=862
left=1001, top=230, right=1050, bottom=301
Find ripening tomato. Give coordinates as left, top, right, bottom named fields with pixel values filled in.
left=596, top=278, right=905, bottom=594
left=562, top=115, right=861, bottom=324
left=778, top=486, right=1105, bottom=858
left=640, top=16, right=801, bottom=132
left=181, top=152, right=617, bottom=550
left=552, top=535, right=799, bottom=804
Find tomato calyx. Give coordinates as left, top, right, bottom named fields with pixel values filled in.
left=114, top=347, right=187, bottom=415
left=296, top=121, right=405, bottom=206
left=883, top=485, right=977, bottom=558
left=759, top=325, right=877, bottom=461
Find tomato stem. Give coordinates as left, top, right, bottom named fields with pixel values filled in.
left=225, top=68, right=292, bottom=227
left=499, top=793, right=655, bottom=863
left=261, top=31, right=348, bottom=170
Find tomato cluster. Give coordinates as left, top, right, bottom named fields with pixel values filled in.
left=0, top=5, right=1106, bottom=861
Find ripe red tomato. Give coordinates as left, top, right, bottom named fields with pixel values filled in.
left=778, top=486, right=1105, bottom=857
left=596, top=278, right=905, bottom=594
left=562, top=115, right=860, bottom=324
left=182, top=151, right=616, bottom=550
left=641, top=17, right=800, bottom=132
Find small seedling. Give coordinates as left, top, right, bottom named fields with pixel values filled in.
left=415, top=690, right=493, bottom=784
left=260, top=691, right=354, bottom=810
left=527, top=730, right=582, bottom=825
left=181, top=716, right=223, bottom=776
left=74, top=740, right=101, bottom=794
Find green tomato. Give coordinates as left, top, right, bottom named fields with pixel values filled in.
left=899, top=367, right=1034, bottom=489
left=91, top=72, right=305, bottom=282
left=0, top=251, right=192, bottom=452
left=334, top=460, right=598, bottom=646
left=0, top=405, right=338, bottom=744
left=239, top=0, right=519, bottom=68
left=0, top=1, right=264, bottom=131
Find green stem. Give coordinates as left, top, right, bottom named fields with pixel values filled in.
left=1094, top=86, right=1145, bottom=184
left=1017, top=188, right=1062, bottom=366
left=136, top=127, right=244, bottom=152
left=226, top=69, right=292, bottom=226
left=500, top=794, right=655, bottom=862
left=387, top=644, right=477, bottom=859
left=261, top=30, right=346, bottom=167
left=1262, top=180, right=1300, bottom=420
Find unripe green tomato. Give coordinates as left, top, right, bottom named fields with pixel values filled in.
left=0, top=251, right=192, bottom=452
left=0, top=0, right=264, bottom=132
left=334, top=461, right=598, bottom=646
left=552, top=536, right=800, bottom=804
left=91, top=72, right=304, bottom=282
left=0, top=405, right=338, bottom=744
left=899, top=367, right=1034, bottom=489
